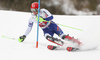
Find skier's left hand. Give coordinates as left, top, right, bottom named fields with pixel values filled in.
left=18, top=35, right=26, bottom=42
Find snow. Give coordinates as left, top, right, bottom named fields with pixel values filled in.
left=0, top=10, right=100, bottom=60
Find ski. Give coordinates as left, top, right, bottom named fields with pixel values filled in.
left=47, top=45, right=58, bottom=50
left=47, top=45, right=81, bottom=51
left=66, top=47, right=79, bottom=52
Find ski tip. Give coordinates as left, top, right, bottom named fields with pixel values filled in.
left=66, top=47, right=73, bottom=52
left=66, top=47, right=79, bottom=52
left=47, top=45, right=57, bottom=50
left=47, top=45, right=54, bottom=50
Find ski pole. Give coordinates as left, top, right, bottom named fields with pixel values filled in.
left=36, top=17, right=84, bottom=31
left=36, top=0, right=40, bottom=48
left=2, top=35, right=25, bottom=42
left=56, top=23, right=84, bottom=31
left=2, top=35, right=18, bottom=40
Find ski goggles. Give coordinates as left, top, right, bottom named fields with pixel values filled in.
left=31, top=9, right=38, bottom=12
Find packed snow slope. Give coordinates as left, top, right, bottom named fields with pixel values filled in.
left=0, top=10, right=100, bottom=60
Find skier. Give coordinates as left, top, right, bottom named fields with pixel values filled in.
left=19, top=2, right=82, bottom=50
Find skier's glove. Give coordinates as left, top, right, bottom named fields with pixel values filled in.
left=18, top=35, right=26, bottom=42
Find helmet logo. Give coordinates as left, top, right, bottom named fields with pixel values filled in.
left=31, top=2, right=38, bottom=9
left=32, top=4, right=35, bottom=7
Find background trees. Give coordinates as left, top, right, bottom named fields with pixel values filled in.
left=0, top=0, right=100, bottom=15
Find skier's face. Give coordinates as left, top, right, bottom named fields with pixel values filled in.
left=31, top=9, right=38, bottom=15
left=33, top=11, right=38, bottom=15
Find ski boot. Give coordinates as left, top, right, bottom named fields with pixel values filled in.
left=46, top=36, right=64, bottom=46
left=62, top=35, right=82, bottom=46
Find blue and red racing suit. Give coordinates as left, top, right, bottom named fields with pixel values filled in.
left=24, top=8, right=65, bottom=39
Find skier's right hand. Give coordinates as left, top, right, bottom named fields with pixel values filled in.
left=18, top=35, right=26, bottom=42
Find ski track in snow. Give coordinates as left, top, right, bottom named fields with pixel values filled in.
left=0, top=10, right=100, bottom=60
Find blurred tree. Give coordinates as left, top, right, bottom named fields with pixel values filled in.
left=73, top=0, right=98, bottom=11
left=87, top=0, right=98, bottom=11
left=97, top=4, right=100, bottom=15
left=0, top=0, right=65, bottom=15
left=41, top=0, right=65, bottom=14
left=0, top=0, right=38, bottom=12
left=97, top=0, right=100, bottom=4
left=73, top=0, right=85, bottom=10
left=0, top=0, right=99, bottom=15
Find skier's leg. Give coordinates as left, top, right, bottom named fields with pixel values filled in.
left=61, top=35, right=82, bottom=45
left=53, top=23, right=82, bottom=46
